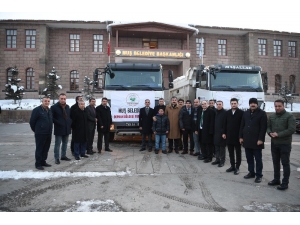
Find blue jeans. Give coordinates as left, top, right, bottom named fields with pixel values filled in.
left=271, top=143, right=291, bottom=184
left=74, top=142, right=87, bottom=158
left=54, top=135, right=69, bottom=160
left=193, top=132, right=200, bottom=153
left=245, top=148, right=263, bottom=178
left=155, top=134, right=166, bottom=151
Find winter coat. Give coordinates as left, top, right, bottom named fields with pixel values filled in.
left=214, top=108, right=227, bottom=146
left=51, top=102, right=72, bottom=136
left=191, top=106, right=202, bottom=132
left=70, top=102, right=79, bottom=120
left=96, top=104, right=112, bottom=133
left=29, top=105, right=53, bottom=135
left=179, top=106, right=194, bottom=130
left=165, top=104, right=182, bottom=139
left=153, top=104, right=166, bottom=116
left=139, top=107, right=154, bottom=134
left=71, top=108, right=88, bottom=143
left=196, top=107, right=215, bottom=144
left=86, top=105, right=97, bottom=131
left=267, top=109, right=296, bottom=145
left=152, top=114, right=170, bottom=135
left=223, top=108, right=244, bottom=145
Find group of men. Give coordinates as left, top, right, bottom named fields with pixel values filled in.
left=138, top=97, right=295, bottom=191
left=30, top=94, right=113, bottom=170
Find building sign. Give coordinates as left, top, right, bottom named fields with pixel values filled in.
left=111, top=91, right=155, bottom=122
left=115, top=49, right=190, bottom=58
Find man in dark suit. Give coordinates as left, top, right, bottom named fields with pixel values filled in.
left=86, top=98, right=97, bottom=155
left=196, top=100, right=215, bottom=162
left=179, top=100, right=194, bottom=155
left=70, top=95, right=83, bottom=156
left=139, top=99, right=154, bottom=152
left=240, top=98, right=267, bottom=183
left=222, top=98, right=244, bottom=175
left=51, top=93, right=72, bottom=164
left=96, top=97, right=113, bottom=153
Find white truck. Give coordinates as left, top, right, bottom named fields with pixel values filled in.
left=97, top=63, right=169, bottom=141
left=169, top=64, right=266, bottom=110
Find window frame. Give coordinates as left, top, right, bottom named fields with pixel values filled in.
left=218, top=39, right=227, bottom=56
left=6, top=29, right=17, bottom=48
left=273, top=40, right=282, bottom=57
left=196, top=38, right=205, bottom=55
left=70, top=70, right=79, bottom=91
left=288, top=41, right=296, bottom=58
left=258, top=38, right=267, bottom=56
left=275, top=74, right=282, bottom=93
left=25, top=29, right=36, bottom=49
left=26, top=68, right=35, bottom=89
left=70, top=34, right=80, bottom=52
left=142, top=38, right=158, bottom=49
left=93, top=34, right=103, bottom=52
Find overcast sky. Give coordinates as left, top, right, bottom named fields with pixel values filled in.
left=1, top=0, right=299, bottom=33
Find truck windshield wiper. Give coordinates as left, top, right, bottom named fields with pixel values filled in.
left=222, top=87, right=235, bottom=91
left=105, top=85, right=128, bottom=90
left=132, top=85, right=155, bottom=90
left=238, top=86, right=262, bottom=92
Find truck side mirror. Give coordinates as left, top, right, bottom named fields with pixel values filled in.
left=94, top=69, right=98, bottom=82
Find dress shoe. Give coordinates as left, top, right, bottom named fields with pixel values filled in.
left=92, top=150, right=97, bottom=153
left=148, top=148, right=153, bottom=152
left=98, top=150, right=102, bottom=154
left=36, top=166, right=44, bottom=170
left=162, top=151, right=167, bottom=154
left=42, top=163, right=52, bottom=167
left=234, top=168, right=240, bottom=175
left=61, top=156, right=71, bottom=161
left=75, top=157, right=80, bottom=160
left=155, top=149, right=159, bottom=154
left=204, top=159, right=212, bottom=163
left=139, top=148, right=146, bottom=151
left=193, top=152, right=200, bottom=156
left=226, top=166, right=235, bottom=172
left=268, top=179, right=281, bottom=186
left=86, top=151, right=94, bottom=155
left=81, top=154, right=89, bottom=158
left=181, top=151, right=188, bottom=154
left=277, top=183, right=288, bottom=190
left=218, top=163, right=224, bottom=167
left=175, top=150, right=179, bottom=154
left=168, top=149, right=173, bottom=153
left=105, top=149, right=113, bottom=152
left=189, top=151, right=194, bottom=155
left=255, top=177, right=262, bottom=183
left=198, top=155, right=205, bottom=160
left=211, top=160, right=220, bottom=165
left=244, top=173, right=255, bottom=179
left=55, top=159, right=60, bottom=164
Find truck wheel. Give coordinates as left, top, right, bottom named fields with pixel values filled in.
left=109, top=133, right=115, bottom=142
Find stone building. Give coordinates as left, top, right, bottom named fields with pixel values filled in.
left=0, top=20, right=299, bottom=101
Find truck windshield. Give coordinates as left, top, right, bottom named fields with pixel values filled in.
left=104, top=70, right=163, bottom=91
left=210, top=71, right=263, bottom=92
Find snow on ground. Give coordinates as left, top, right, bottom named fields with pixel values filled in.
left=64, top=200, right=123, bottom=212
left=0, top=99, right=300, bottom=112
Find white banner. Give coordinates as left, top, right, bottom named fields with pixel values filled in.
left=111, top=91, right=155, bottom=122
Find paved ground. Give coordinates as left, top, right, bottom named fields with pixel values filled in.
left=0, top=123, right=299, bottom=212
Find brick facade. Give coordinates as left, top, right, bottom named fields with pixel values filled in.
left=1, top=20, right=300, bottom=101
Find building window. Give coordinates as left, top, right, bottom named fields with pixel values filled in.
left=196, top=38, right=205, bottom=55
left=273, top=40, right=282, bottom=57
left=275, top=74, right=282, bottom=93
left=288, top=41, right=296, bottom=58
left=70, top=70, right=79, bottom=90
left=289, top=75, right=296, bottom=93
left=258, top=39, right=267, bottom=56
left=218, top=39, right=227, bottom=56
left=93, top=35, right=103, bottom=52
left=7, top=68, right=13, bottom=83
left=70, top=34, right=80, bottom=52
left=143, top=38, right=158, bottom=49
left=6, top=29, right=17, bottom=48
left=26, top=68, right=35, bottom=89
left=26, top=30, right=36, bottom=48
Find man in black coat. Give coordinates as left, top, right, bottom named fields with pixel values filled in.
left=212, top=100, right=227, bottom=167
left=96, top=97, right=113, bottom=153
left=72, top=100, right=89, bottom=160
left=86, top=98, right=97, bottom=155
left=239, top=98, right=267, bottom=183
left=196, top=100, right=215, bottom=162
left=179, top=100, right=194, bottom=155
left=153, top=98, right=166, bottom=116
left=70, top=95, right=83, bottom=156
left=222, top=98, right=244, bottom=175
left=29, top=96, right=53, bottom=170
left=51, top=93, right=72, bottom=164
left=139, top=99, right=154, bottom=152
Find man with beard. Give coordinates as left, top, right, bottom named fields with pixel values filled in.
left=51, top=93, right=72, bottom=164
left=222, top=98, right=244, bottom=175
left=240, top=98, right=267, bottom=183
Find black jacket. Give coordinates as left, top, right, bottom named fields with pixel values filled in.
left=139, top=107, right=154, bottom=134
left=239, top=108, right=267, bottom=149
left=152, top=114, right=170, bottom=135
left=70, top=102, right=79, bottom=120
left=214, top=108, right=227, bottom=146
left=51, top=102, right=72, bottom=136
left=179, top=106, right=194, bottom=130
left=29, top=105, right=53, bottom=135
left=71, top=108, right=88, bottom=143
left=223, top=108, right=244, bottom=145
left=86, top=105, right=97, bottom=130
left=96, top=104, right=112, bottom=132
left=196, top=107, right=215, bottom=144
left=153, top=104, right=166, bottom=116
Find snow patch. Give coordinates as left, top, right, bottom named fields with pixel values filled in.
left=64, top=199, right=122, bottom=212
